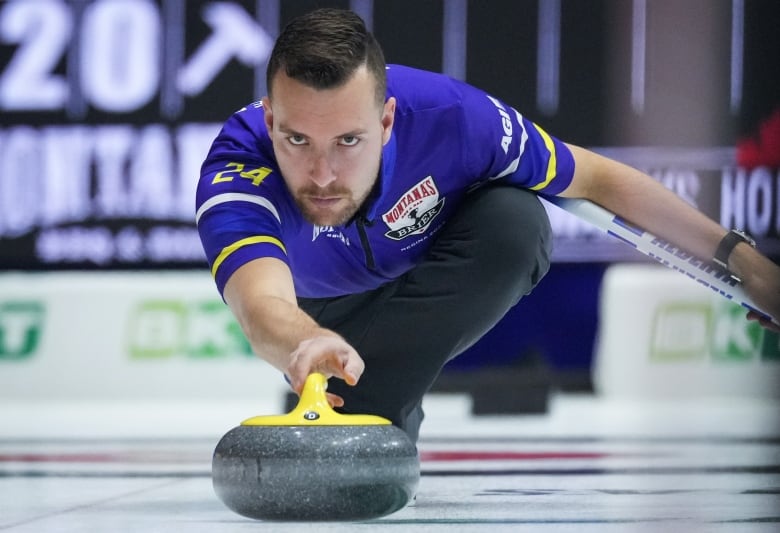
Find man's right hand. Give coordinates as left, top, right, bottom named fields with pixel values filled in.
left=285, top=334, right=365, bottom=406
left=222, top=258, right=365, bottom=406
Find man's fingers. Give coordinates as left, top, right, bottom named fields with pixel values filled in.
left=326, top=392, right=345, bottom=407
left=746, top=311, right=780, bottom=333
left=342, top=357, right=365, bottom=386
left=285, top=363, right=309, bottom=395
left=286, top=335, right=365, bottom=393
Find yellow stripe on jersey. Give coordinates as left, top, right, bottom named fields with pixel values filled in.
left=528, top=123, right=557, bottom=191
left=211, top=236, right=287, bottom=277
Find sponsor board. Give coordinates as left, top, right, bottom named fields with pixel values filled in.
left=0, top=272, right=287, bottom=403
left=596, top=264, right=780, bottom=399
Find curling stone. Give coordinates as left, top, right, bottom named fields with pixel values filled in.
left=212, top=373, right=420, bottom=521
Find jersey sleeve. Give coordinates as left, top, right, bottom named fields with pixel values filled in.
left=195, top=104, right=290, bottom=296
left=457, top=82, right=575, bottom=196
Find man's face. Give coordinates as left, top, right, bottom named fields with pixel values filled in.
left=263, top=65, right=395, bottom=226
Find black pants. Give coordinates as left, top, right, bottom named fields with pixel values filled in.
left=298, top=186, right=552, bottom=442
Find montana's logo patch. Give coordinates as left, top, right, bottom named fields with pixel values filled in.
left=382, top=176, right=445, bottom=240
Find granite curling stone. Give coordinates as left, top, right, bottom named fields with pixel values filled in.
left=212, top=373, right=420, bottom=521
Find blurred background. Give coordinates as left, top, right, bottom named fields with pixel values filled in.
left=1, top=0, right=778, bottom=423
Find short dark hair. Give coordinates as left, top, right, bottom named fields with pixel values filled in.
left=266, top=8, right=387, bottom=106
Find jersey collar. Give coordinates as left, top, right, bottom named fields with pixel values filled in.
left=364, top=131, right=396, bottom=221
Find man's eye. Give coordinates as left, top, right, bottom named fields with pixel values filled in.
left=288, top=135, right=306, bottom=145
left=340, top=136, right=359, bottom=146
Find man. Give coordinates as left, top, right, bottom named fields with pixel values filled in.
left=197, top=8, right=780, bottom=441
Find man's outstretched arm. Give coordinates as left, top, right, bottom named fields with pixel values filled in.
left=561, top=143, right=780, bottom=330
left=223, top=257, right=365, bottom=400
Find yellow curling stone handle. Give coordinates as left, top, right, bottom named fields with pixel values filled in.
left=241, top=373, right=391, bottom=426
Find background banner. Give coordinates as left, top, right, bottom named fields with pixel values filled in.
left=1, top=0, right=778, bottom=270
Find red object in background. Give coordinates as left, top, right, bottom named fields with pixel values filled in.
left=736, top=109, right=780, bottom=170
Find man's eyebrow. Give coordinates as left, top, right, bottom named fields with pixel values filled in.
left=339, top=128, right=369, bottom=136
left=277, top=124, right=369, bottom=138
left=277, top=124, right=303, bottom=135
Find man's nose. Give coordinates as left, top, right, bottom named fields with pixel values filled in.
left=309, top=152, right=336, bottom=188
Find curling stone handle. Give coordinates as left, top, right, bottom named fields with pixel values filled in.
left=240, top=372, right=391, bottom=426
left=296, top=373, right=332, bottom=418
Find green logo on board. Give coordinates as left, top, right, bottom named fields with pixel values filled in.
left=650, top=300, right=779, bottom=362
left=127, top=300, right=251, bottom=358
left=0, top=301, right=45, bottom=360
left=710, top=303, right=765, bottom=361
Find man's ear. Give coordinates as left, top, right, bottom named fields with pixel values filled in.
left=262, top=96, right=273, bottom=133
left=381, top=96, right=396, bottom=145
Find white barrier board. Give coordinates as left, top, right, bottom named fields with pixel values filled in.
left=0, top=272, right=286, bottom=404
left=595, top=264, right=780, bottom=399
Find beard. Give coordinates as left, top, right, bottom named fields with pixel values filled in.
left=293, top=178, right=377, bottom=227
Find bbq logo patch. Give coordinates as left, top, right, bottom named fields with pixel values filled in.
left=382, top=176, right=445, bottom=240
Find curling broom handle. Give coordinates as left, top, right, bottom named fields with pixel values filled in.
left=546, top=196, right=778, bottom=326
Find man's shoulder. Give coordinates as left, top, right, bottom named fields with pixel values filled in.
left=220, top=101, right=270, bottom=142
left=205, top=101, right=275, bottom=166
left=387, top=64, right=467, bottom=112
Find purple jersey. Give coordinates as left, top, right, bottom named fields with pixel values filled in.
left=196, top=65, right=575, bottom=298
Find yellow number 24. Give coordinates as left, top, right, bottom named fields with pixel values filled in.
left=212, top=162, right=272, bottom=186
